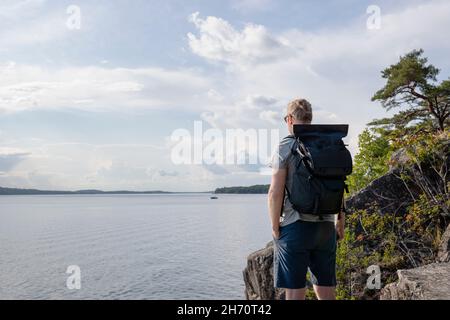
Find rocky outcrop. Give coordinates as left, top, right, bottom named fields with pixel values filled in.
left=381, top=224, right=450, bottom=300
left=380, top=262, right=450, bottom=300
left=243, top=164, right=413, bottom=300
left=244, top=147, right=449, bottom=300
left=344, top=167, right=415, bottom=216
left=243, top=241, right=284, bottom=300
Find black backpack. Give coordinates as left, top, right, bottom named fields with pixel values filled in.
left=285, top=124, right=353, bottom=219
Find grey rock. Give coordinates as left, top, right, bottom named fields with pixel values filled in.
left=243, top=241, right=284, bottom=300
left=344, top=167, right=416, bottom=216
left=380, top=262, right=450, bottom=300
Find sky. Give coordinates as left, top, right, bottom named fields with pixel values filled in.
left=0, top=0, right=449, bottom=192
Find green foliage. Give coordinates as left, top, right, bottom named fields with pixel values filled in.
left=370, top=48, right=450, bottom=132
left=346, top=127, right=392, bottom=193
left=336, top=49, right=449, bottom=300
left=391, top=127, right=449, bottom=165
left=391, top=129, right=450, bottom=217
left=336, top=209, right=403, bottom=300
left=372, top=49, right=439, bottom=104
left=336, top=188, right=448, bottom=299
left=336, top=228, right=364, bottom=300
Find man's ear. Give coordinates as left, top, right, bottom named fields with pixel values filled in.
left=288, top=116, right=293, bottom=125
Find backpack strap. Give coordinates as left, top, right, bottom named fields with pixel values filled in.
left=280, top=188, right=286, bottom=221
left=288, top=136, right=315, bottom=176
left=285, top=136, right=324, bottom=220
left=338, top=184, right=350, bottom=220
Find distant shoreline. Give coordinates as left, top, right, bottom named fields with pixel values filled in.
left=0, top=185, right=270, bottom=195
left=214, top=185, right=269, bottom=194
left=0, top=186, right=211, bottom=195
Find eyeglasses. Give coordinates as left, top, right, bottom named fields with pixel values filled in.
left=283, top=114, right=292, bottom=123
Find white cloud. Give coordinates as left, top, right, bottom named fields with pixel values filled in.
left=0, top=0, right=46, bottom=19
left=187, top=12, right=293, bottom=66
left=187, top=2, right=450, bottom=157
left=200, top=94, right=281, bottom=129
left=0, top=1, right=71, bottom=50
left=0, top=140, right=266, bottom=191
left=0, top=142, right=169, bottom=190
left=259, top=110, right=279, bottom=124
left=0, top=64, right=212, bottom=114
left=0, top=148, right=30, bottom=172
left=245, top=94, right=278, bottom=108
left=3, top=2, right=450, bottom=191
left=207, top=89, right=224, bottom=101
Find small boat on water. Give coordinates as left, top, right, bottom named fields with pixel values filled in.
left=210, top=196, right=218, bottom=199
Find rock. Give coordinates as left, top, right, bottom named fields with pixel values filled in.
left=380, top=262, right=450, bottom=300
left=344, top=167, right=416, bottom=216
left=438, top=224, right=450, bottom=262
left=243, top=146, right=449, bottom=300
left=346, top=149, right=420, bottom=214
left=388, top=148, right=411, bottom=170
left=243, top=167, right=417, bottom=300
left=243, top=241, right=284, bottom=300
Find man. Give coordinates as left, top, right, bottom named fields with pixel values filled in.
left=268, top=98, right=345, bottom=300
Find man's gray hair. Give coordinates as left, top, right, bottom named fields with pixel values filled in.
left=287, top=98, right=313, bottom=123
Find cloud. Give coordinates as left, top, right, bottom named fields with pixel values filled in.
left=0, top=0, right=46, bottom=19
left=259, top=110, right=280, bottom=124
left=3, top=1, right=450, bottom=191
left=0, top=1, right=71, bottom=50
left=0, top=64, right=211, bottom=114
left=0, top=149, right=30, bottom=172
left=201, top=164, right=230, bottom=175
left=199, top=94, right=282, bottom=129
left=189, top=2, right=450, bottom=71
left=0, top=142, right=176, bottom=190
left=157, top=170, right=179, bottom=177
left=0, top=141, right=252, bottom=191
left=187, top=2, right=450, bottom=157
left=187, top=12, right=293, bottom=66
left=245, top=94, right=278, bottom=108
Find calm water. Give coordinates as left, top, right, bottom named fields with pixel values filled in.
left=0, top=194, right=271, bottom=299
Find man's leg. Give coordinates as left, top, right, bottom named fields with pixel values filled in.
left=273, top=221, right=309, bottom=300
left=285, top=288, right=306, bottom=300
left=313, top=285, right=336, bottom=300
left=309, top=222, right=337, bottom=300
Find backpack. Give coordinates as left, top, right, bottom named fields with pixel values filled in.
left=285, top=124, right=353, bottom=219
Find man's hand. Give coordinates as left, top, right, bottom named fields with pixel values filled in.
left=272, top=227, right=280, bottom=240
left=336, top=218, right=345, bottom=242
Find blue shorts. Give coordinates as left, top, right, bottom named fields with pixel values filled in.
left=273, top=219, right=337, bottom=289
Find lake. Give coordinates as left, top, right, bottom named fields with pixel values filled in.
left=0, top=194, right=271, bottom=299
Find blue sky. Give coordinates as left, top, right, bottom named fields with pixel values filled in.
left=1, top=0, right=449, bottom=191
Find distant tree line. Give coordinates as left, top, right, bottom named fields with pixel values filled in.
left=214, top=185, right=270, bottom=194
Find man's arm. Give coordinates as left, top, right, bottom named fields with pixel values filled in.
left=268, top=168, right=287, bottom=239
